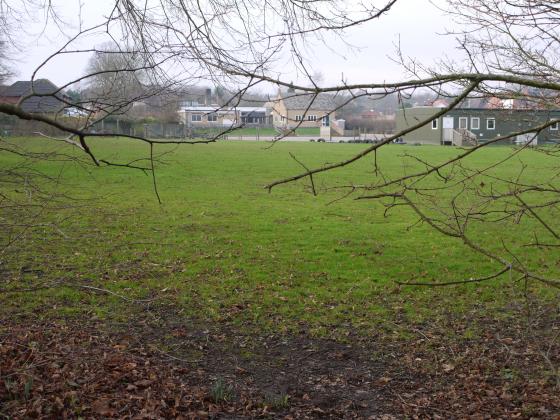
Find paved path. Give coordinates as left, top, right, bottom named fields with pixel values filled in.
left=223, top=135, right=389, bottom=142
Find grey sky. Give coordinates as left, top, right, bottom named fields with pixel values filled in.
left=11, top=0, right=458, bottom=90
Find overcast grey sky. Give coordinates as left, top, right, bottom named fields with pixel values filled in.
left=11, top=0, right=458, bottom=90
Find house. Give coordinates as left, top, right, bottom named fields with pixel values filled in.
left=396, top=106, right=560, bottom=146
left=270, top=91, right=336, bottom=130
left=0, top=79, right=70, bottom=114
left=177, top=105, right=270, bottom=128
left=178, top=105, right=237, bottom=128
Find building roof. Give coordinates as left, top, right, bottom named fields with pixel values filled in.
left=430, top=99, right=451, bottom=108
left=179, top=106, right=267, bottom=113
left=279, top=92, right=337, bottom=111
left=1, top=79, right=68, bottom=113
left=404, top=105, right=560, bottom=114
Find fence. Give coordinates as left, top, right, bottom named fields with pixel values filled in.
left=0, top=117, right=188, bottom=139
left=0, top=116, right=272, bottom=140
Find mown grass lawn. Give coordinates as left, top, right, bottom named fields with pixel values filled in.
left=2, top=138, right=558, bottom=337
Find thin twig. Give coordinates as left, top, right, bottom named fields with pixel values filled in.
left=289, top=152, right=317, bottom=196
left=396, top=264, right=511, bottom=287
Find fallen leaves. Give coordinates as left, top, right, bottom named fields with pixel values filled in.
left=442, top=363, right=455, bottom=373
left=91, top=398, right=115, bottom=416
left=1, top=312, right=559, bottom=418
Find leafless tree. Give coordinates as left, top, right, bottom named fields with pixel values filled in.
left=0, top=39, right=12, bottom=84
left=85, top=45, right=151, bottom=114
left=0, top=0, right=558, bottom=298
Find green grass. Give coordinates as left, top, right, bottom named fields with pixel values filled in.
left=1, top=138, right=558, bottom=337
left=293, top=127, right=321, bottom=136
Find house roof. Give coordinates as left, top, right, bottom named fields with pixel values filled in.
left=279, top=92, right=337, bottom=111
left=2, top=79, right=68, bottom=113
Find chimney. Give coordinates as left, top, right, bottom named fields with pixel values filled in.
left=205, top=88, right=212, bottom=105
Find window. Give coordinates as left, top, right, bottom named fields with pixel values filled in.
left=207, top=114, right=218, bottom=122
left=322, top=115, right=330, bottom=127
left=431, top=119, right=438, bottom=129
left=307, top=115, right=317, bottom=122
left=471, top=117, right=480, bottom=130
left=551, top=120, right=558, bottom=131
left=295, top=115, right=303, bottom=121
left=459, top=117, right=468, bottom=129
left=281, top=115, right=286, bottom=122
left=487, top=118, right=496, bottom=130
left=191, top=114, right=202, bottom=122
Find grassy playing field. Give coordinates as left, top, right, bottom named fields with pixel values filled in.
left=2, top=138, right=558, bottom=337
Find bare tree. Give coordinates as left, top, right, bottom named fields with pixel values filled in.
left=0, top=0, right=558, bottom=291
left=85, top=45, right=149, bottom=114
left=0, top=3, right=13, bottom=84
left=0, top=39, right=12, bottom=84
